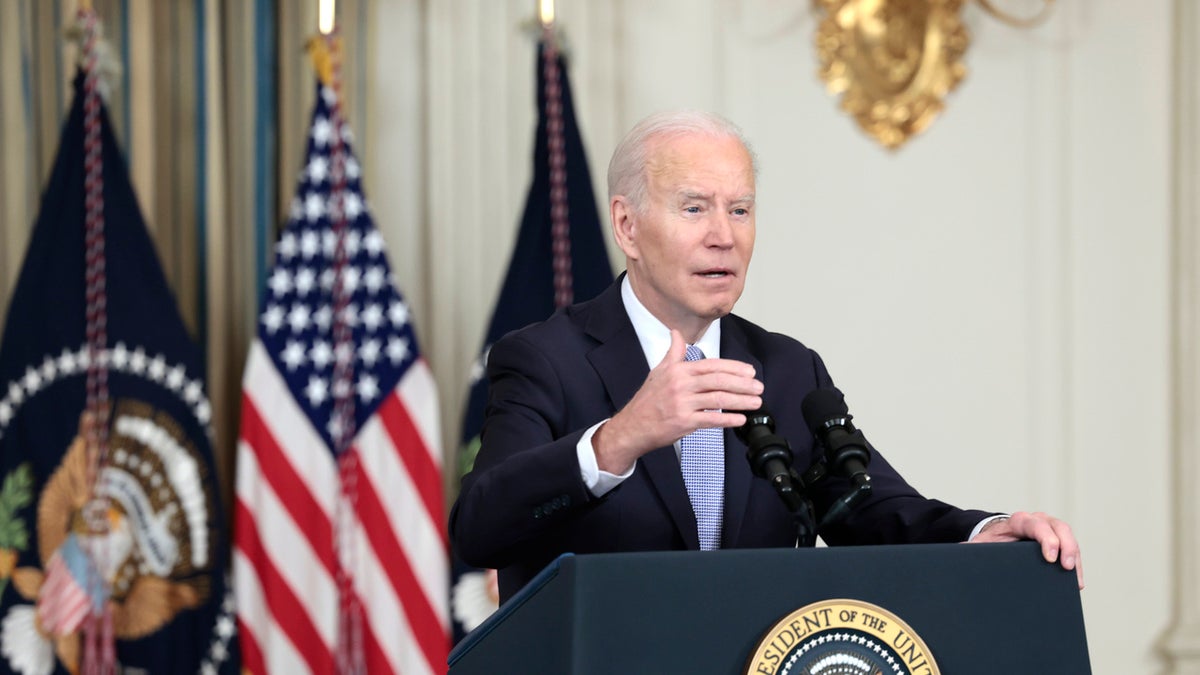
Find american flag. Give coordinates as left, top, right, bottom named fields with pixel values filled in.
left=234, top=82, right=448, bottom=675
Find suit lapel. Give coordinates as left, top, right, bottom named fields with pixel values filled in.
left=582, top=280, right=701, bottom=550
left=719, top=317, right=763, bottom=548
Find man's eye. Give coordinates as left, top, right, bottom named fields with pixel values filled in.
left=684, top=206, right=702, bottom=214
left=732, top=208, right=750, bottom=216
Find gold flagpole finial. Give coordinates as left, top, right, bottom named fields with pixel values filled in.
left=306, top=35, right=340, bottom=89
left=538, top=0, right=555, bottom=28
left=310, top=0, right=341, bottom=89
left=319, top=0, right=337, bottom=35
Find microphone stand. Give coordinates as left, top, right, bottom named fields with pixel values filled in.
left=740, top=404, right=875, bottom=548
left=740, top=417, right=820, bottom=548
left=788, top=469, right=818, bottom=549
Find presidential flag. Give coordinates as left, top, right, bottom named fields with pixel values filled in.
left=233, top=68, right=447, bottom=675
left=450, top=31, right=614, bottom=641
left=0, top=13, right=234, bottom=675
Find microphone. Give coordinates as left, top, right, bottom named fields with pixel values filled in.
left=800, top=387, right=873, bottom=527
left=736, top=408, right=805, bottom=514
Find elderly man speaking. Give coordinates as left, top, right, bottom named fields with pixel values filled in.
left=450, top=110, right=1082, bottom=604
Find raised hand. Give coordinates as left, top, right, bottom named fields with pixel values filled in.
left=592, top=329, right=763, bottom=474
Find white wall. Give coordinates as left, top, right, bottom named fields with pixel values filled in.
left=368, top=0, right=1174, bottom=670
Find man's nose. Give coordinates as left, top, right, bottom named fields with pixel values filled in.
left=706, top=213, right=736, bottom=247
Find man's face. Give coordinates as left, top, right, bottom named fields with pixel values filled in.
left=613, top=132, right=756, bottom=337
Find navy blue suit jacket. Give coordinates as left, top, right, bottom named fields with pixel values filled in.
left=450, top=279, right=992, bottom=602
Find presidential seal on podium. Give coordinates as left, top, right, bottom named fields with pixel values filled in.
left=745, top=598, right=940, bottom=675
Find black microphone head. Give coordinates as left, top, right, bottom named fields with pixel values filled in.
left=735, top=407, right=774, bottom=444
left=800, top=387, right=849, bottom=435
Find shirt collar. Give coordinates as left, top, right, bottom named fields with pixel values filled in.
left=621, top=275, right=721, bottom=368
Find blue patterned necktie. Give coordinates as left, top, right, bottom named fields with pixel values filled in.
left=680, top=344, right=725, bottom=550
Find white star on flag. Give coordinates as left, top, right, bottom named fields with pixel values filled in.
left=304, top=375, right=328, bottom=405
left=277, top=231, right=298, bottom=260
left=363, top=266, right=385, bottom=294
left=361, top=304, right=384, bottom=332
left=310, top=340, right=333, bottom=370
left=388, top=301, right=409, bottom=328
left=268, top=268, right=293, bottom=297
left=294, top=267, right=317, bottom=296
left=281, top=341, right=308, bottom=370
left=310, top=116, right=333, bottom=147
left=358, top=339, right=381, bottom=366
left=355, top=374, right=379, bottom=402
left=260, top=305, right=285, bottom=334
left=307, top=155, right=329, bottom=183
left=363, top=230, right=383, bottom=257
left=304, top=193, right=325, bottom=224
left=287, top=303, right=312, bottom=333
left=387, top=337, right=409, bottom=364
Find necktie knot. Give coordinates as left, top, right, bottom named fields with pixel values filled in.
left=685, top=344, right=705, bottom=362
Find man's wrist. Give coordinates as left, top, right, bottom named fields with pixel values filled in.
left=578, top=420, right=634, bottom=497
left=969, top=514, right=1010, bottom=541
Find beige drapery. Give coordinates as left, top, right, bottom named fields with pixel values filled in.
left=0, top=0, right=371, bottom=506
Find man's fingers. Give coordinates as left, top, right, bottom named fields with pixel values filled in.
left=1048, top=518, right=1084, bottom=588
left=1051, top=519, right=1078, bottom=566
left=1011, top=512, right=1083, bottom=581
left=690, top=371, right=764, bottom=396
left=660, top=329, right=687, bottom=368
left=694, top=410, right=749, bottom=430
left=692, top=393, right=762, bottom=414
left=1009, top=512, right=1061, bottom=562
left=686, top=357, right=758, bottom=379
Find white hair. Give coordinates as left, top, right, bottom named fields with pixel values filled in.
left=606, top=110, right=758, bottom=213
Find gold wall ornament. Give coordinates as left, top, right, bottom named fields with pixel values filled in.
left=814, top=0, right=970, bottom=149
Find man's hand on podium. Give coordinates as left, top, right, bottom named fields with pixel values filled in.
left=970, top=512, right=1084, bottom=590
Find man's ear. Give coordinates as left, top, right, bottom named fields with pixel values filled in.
left=610, top=196, right=639, bottom=260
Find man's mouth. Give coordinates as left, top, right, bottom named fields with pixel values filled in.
left=697, top=268, right=732, bottom=278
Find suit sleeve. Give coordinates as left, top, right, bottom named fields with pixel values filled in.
left=449, top=331, right=599, bottom=569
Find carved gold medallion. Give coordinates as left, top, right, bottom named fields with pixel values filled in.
left=814, top=0, right=970, bottom=149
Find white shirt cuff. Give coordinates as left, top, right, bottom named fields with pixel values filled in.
left=968, top=514, right=1011, bottom=541
left=578, top=419, right=635, bottom=497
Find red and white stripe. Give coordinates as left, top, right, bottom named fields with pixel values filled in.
left=234, top=341, right=448, bottom=675
left=37, top=552, right=92, bottom=637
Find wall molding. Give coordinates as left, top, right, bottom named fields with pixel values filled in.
left=1163, top=0, right=1200, bottom=670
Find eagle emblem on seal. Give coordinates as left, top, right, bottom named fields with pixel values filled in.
left=0, top=401, right=214, bottom=675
